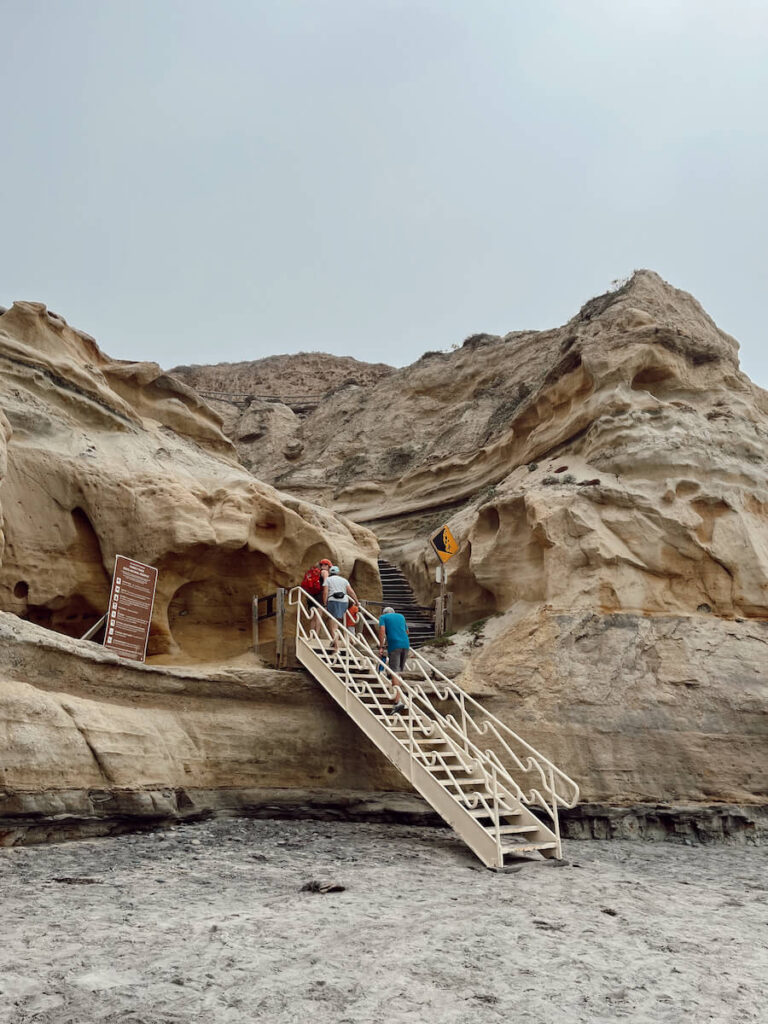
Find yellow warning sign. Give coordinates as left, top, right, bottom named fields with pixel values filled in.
left=430, top=525, right=459, bottom=563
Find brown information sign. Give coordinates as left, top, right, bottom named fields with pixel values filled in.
left=103, top=555, right=158, bottom=663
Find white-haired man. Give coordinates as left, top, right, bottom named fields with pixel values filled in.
left=323, top=565, right=359, bottom=651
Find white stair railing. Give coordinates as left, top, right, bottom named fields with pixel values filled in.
left=288, top=587, right=579, bottom=867
left=353, top=602, right=579, bottom=818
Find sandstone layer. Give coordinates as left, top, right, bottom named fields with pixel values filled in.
left=0, top=303, right=379, bottom=663
left=0, top=613, right=406, bottom=845
left=170, top=353, right=394, bottom=476
left=2, top=613, right=763, bottom=847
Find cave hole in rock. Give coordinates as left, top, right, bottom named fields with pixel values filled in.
left=301, top=542, right=331, bottom=571
left=20, top=507, right=110, bottom=639
left=167, top=546, right=272, bottom=661
left=475, top=505, right=501, bottom=545
left=450, top=542, right=497, bottom=625
left=250, top=504, right=286, bottom=538
left=24, top=593, right=107, bottom=639
left=631, top=365, right=678, bottom=398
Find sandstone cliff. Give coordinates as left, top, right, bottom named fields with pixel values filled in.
left=170, top=353, right=394, bottom=475
left=2, top=276, right=766, bottom=843
left=174, top=272, right=768, bottom=822
left=0, top=302, right=379, bottom=663
left=0, top=614, right=407, bottom=844
left=179, top=272, right=768, bottom=628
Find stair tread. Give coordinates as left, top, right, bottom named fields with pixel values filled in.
left=467, top=807, right=521, bottom=817
left=501, top=842, right=558, bottom=851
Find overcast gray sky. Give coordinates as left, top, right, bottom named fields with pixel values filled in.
left=2, top=0, right=767, bottom=383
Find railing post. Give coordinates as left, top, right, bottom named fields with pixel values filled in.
left=407, top=699, right=415, bottom=782
left=252, top=596, right=259, bottom=652
left=549, top=764, right=562, bottom=859
left=445, top=592, right=453, bottom=633
left=492, top=765, right=502, bottom=867
left=275, top=588, right=286, bottom=667
left=460, top=693, right=469, bottom=755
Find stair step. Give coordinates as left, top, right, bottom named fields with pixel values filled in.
left=494, top=825, right=540, bottom=836
left=467, top=807, right=521, bottom=818
left=501, top=842, right=558, bottom=852
left=390, top=726, right=443, bottom=738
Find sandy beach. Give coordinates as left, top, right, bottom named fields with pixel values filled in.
left=1, top=818, right=766, bottom=1023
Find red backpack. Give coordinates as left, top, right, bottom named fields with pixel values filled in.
left=301, top=566, right=323, bottom=597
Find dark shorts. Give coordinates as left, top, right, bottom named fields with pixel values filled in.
left=327, top=599, right=348, bottom=622
left=388, top=648, right=408, bottom=673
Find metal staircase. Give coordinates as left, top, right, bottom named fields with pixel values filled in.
left=376, top=558, right=435, bottom=648
left=289, top=588, right=579, bottom=868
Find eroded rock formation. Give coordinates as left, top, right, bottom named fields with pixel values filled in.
left=0, top=613, right=406, bottom=844
left=180, top=272, right=768, bottom=629
left=176, top=272, right=768, bottom=820
left=2, top=274, right=766, bottom=842
left=0, top=302, right=379, bottom=663
left=170, top=353, right=394, bottom=477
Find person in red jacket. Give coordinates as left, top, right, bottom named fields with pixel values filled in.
left=301, top=558, right=332, bottom=635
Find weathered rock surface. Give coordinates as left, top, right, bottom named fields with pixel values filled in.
left=0, top=613, right=408, bottom=845
left=185, top=272, right=768, bottom=629
left=452, top=608, right=767, bottom=805
left=170, top=353, right=394, bottom=477
left=0, top=302, right=379, bottom=662
left=175, top=270, right=768, bottom=821
left=171, top=351, right=393, bottom=399
left=2, top=275, right=767, bottom=841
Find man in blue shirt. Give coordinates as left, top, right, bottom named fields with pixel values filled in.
left=378, top=606, right=409, bottom=715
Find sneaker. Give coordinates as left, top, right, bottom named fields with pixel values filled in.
left=387, top=702, right=407, bottom=715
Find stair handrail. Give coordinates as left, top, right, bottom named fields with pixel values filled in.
left=291, top=587, right=578, bottom=825
left=289, top=589, right=499, bottom=790
left=291, top=586, right=577, bottom=861
left=352, top=601, right=580, bottom=816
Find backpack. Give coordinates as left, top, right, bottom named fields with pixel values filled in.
left=301, top=566, right=323, bottom=597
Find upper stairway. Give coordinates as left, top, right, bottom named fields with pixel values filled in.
left=376, top=558, right=435, bottom=648
left=290, top=588, right=579, bottom=869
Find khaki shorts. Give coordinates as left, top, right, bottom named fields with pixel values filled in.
left=388, top=648, right=408, bottom=673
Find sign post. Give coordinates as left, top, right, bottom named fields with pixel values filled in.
left=429, top=525, right=459, bottom=634
left=103, top=555, right=158, bottom=663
